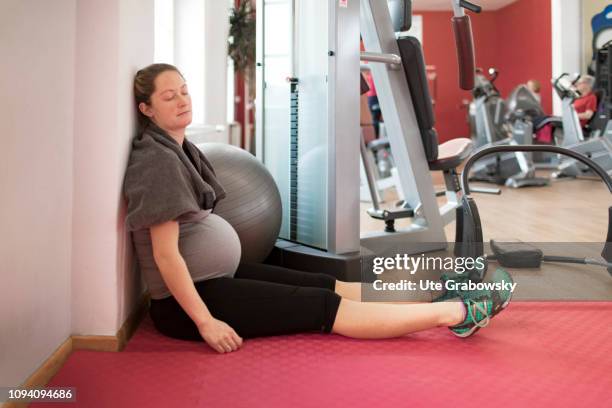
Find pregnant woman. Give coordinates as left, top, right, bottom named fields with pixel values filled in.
left=123, top=63, right=513, bottom=354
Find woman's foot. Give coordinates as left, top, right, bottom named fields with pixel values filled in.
left=432, top=263, right=488, bottom=303
left=432, top=272, right=473, bottom=303
left=449, top=268, right=514, bottom=338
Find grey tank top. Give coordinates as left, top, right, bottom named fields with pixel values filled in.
left=132, top=210, right=242, bottom=299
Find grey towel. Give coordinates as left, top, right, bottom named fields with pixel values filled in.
left=123, top=122, right=226, bottom=231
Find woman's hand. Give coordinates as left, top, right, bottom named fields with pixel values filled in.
left=197, top=318, right=243, bottom=353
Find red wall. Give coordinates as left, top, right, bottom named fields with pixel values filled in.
left=416, top=0, right=552, bottom=142
left=494, top=0, right=552, bottom=115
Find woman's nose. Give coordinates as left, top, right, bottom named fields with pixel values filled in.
left=177, top=93, right=189, bottom=106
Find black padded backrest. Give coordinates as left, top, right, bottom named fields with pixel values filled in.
left=397, top=36, right=438, bottom=161
left=360, top=73, right=370, bottom=95
left=388, top=0, right=412, bottom=32
left=588, top=89, right=608, bottom=132
left=594, top=89, right=605, bottom=109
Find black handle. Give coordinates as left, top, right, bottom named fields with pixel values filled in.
left=552, top=73, right=567, bottom=88
left=461, top=145, right=612, bottom=196
left=460, top=0, right=482, bottom=13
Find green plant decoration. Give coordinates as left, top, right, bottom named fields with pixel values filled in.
left=228, top=0, right=255, bottom=78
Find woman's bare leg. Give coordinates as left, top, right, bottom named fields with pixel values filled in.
left=331, top=298, right=464, bottom=339
left=335, top=280, right=425, bottom=304
left=334, top=280, right=362, bottom=301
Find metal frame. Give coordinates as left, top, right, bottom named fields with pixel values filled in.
left=560, top=97, right=584, bottom=146
left=257, top=0, right=453, bottom=262
left=256, top=0, right=361, bottom=255
left=359, top=0, right=447, bottom=254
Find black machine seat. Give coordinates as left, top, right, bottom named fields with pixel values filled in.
left=594, top=88, right=605, bottom=107
left=586, top=89, right=610, bottom=135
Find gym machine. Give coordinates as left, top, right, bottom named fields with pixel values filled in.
left=256, top=0, right=479, bottom=279
left=467, top=68, right=551, bottom=188
left=586, top=7, right=612, bottom=137
left=551, top=74, right=612, bottom=179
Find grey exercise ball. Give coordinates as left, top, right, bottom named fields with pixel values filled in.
left=198, top=143, right=282, bottom=263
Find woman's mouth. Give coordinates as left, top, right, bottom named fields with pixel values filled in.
left=178, top=111, right=191, bottom=117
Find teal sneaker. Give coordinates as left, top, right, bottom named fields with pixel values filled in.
left=449, top=268, right=514, bottom=338
left=432, top=273, right=470, bottom=302
left=432, top=265, right=487, bottom=303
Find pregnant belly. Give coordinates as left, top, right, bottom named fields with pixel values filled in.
left=179, top=213, right=242, bottom=281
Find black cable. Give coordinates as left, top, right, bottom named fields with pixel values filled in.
left=542, top=256, right=586, bottom=265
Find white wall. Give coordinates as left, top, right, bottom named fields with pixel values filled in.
left=1, top=0, right=153, bottom=389
left=551, top=0, right=582, bottom=115
left=116, top=0, right=155, bottom=328
left=0, top=0, right=76, bottom=389
left=1, top=0, right=230, bottom=390
left=173, top=0, right=230, bottom=128
left=174, top=0, right=207, bottom=125
left=71, top=0, right=153, bottom=336
left=204, top=0, right=231, bottom=126
left=71, top=0, right=121, bottom=337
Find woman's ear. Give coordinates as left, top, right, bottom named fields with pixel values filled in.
left=139, top=102, right=153, bottom=118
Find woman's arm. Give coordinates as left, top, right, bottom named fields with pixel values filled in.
left=150, top=221, right=242, bottom=353
left=150, top=221, right=212, bottom=326
left=576, top=94, right=598, bottom=122
left=577, top=110, right=594, bottom=120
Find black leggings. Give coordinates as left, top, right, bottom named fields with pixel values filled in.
left=149, top=263, right=342, bottom=341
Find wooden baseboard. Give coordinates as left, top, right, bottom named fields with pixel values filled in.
left=2, top=293, right=150, bottom=408
left=116, top=292, right=151, bottom=351
left=71, top=292, right=150, bottom=352
left=1, top=338, right=73, bottom=408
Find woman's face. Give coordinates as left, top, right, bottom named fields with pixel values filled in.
left=140, top=70, right=192, bottom=132
left=576, top=80, right=592, bottom=96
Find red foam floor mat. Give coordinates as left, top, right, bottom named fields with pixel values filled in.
left=36, top=303, right=612, bottom=408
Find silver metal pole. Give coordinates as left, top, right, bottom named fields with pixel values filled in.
left=360, top=51, right=402, bottom=67
left=360, top=130, right=382, bottom=211
left=452, top=0, right=465, bottom=17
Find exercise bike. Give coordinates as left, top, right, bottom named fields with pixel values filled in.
left=551, top=73, right=612, bottom=179
left=467, top=68, right=551, bottom=188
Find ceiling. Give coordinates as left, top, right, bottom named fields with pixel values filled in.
left=412, top=0, right=519, bottom=11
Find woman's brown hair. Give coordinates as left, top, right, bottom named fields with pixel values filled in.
left=133, top=63, right=184, bottom=131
